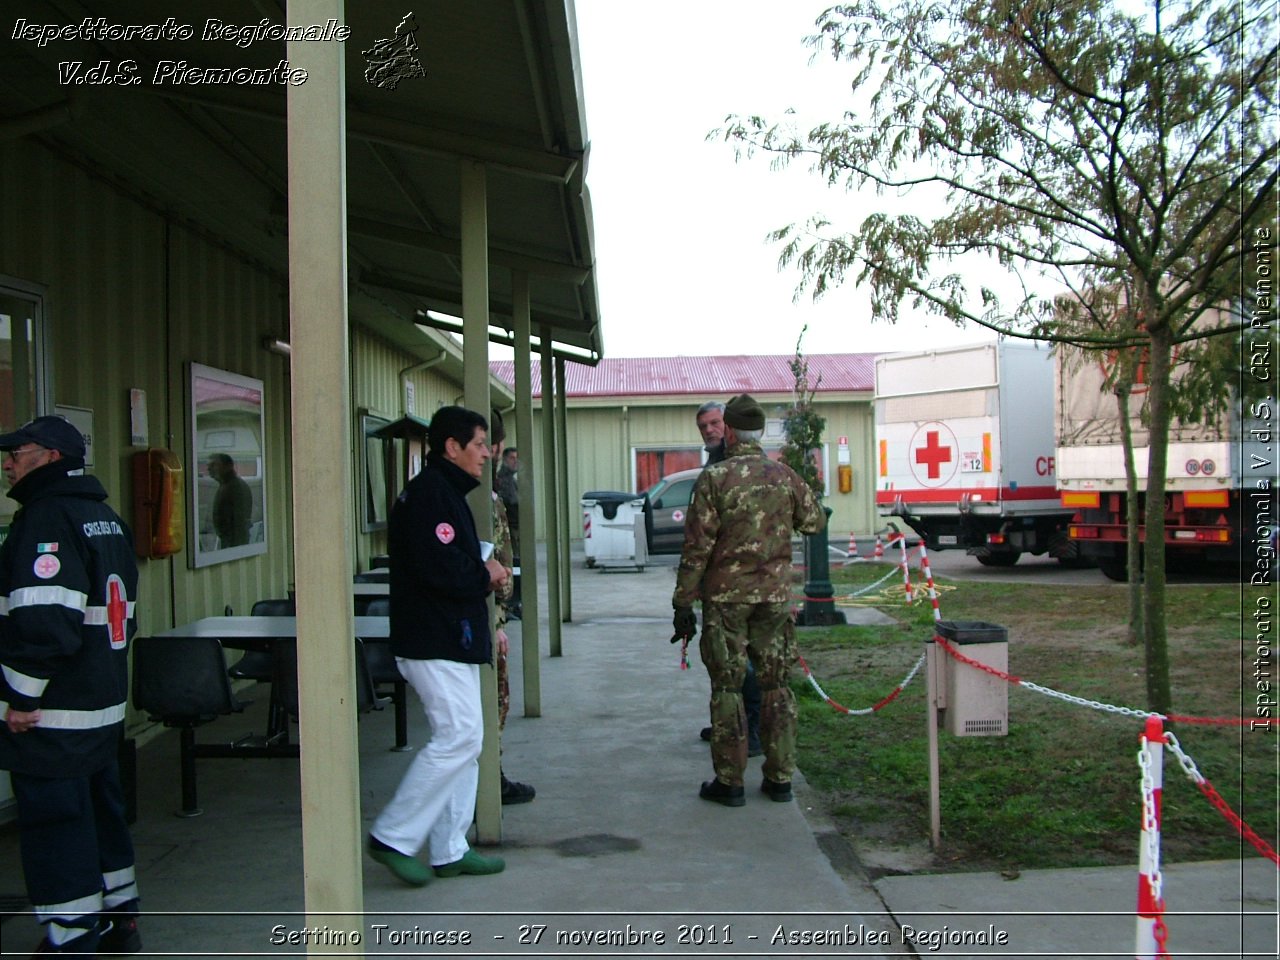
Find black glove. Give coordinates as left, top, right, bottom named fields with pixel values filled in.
left=671, top=605, right=697, bottom=643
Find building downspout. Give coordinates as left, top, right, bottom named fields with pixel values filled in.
left=398, top=348, right=447, bottom=414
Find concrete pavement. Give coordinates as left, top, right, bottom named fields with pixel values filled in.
left=0, top=544, right=1274, bottom=958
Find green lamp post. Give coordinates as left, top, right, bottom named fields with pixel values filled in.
left=801, top=506, right=845, bottom=626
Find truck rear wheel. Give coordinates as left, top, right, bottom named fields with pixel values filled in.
left=1098, top=556, right=1129, bottom=581
left=976, top=551, right=1021, bottom=567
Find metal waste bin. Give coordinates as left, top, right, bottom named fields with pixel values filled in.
left=581, top=490, right=647, bottom=569
left=931, top=620, right=1008, bottom=737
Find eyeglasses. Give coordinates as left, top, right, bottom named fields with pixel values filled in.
left=2, top=445, right=44, bottom=460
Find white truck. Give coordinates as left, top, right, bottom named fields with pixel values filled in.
left=1055, top=343, right=1264, bottom=580
left=874, top=341, right=1077, bottom=565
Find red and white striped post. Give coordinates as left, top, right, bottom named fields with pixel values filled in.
left=1136, top=715, right=1168, bottom=959
left=894, top=533, right=914, bottom=604
left=917, top=541, right=942, bottom=622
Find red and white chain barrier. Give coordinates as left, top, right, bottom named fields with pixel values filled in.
left=1163, top=731, right=1280, bottom=865
left=934, top=634, right=1280, bottom=866
left=797, top=650, right=927, bottom=716
left=1136, top=716, right=1170, bottom=959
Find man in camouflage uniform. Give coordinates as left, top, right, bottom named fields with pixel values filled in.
left=672, top=394, right=826, bottom=807
left=490, top=410, right=535, bottom=805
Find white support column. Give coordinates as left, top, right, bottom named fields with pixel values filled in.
left=540, top=328, right=563, bottom=657
left=511, top=272, right=541, bottom=716
left=460, top=159, right=501, bottom=843
left=284, top=0, right=364, bottom=937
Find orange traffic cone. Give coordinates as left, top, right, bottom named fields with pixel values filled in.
left=846, top=532, right=859, bottom=563
left=873, top=536, right=884, bottom=559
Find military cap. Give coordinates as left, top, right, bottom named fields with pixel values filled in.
left=723, top=394, right=765, bottom=431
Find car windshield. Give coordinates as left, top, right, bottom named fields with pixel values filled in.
left=644, top=478, right=667, bottom=498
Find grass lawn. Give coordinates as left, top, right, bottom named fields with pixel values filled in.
left=791, top=559, right=1278, bottom=875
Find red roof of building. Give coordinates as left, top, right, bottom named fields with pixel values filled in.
left=489, top=354, right=876, bottom=399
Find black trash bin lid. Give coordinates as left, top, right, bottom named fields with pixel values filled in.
left=582, top=490, right=642, bottom=520
left=934, top=620, right=1008, bottom=644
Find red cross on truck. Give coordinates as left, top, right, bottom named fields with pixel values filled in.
left=914, top=430, right=953, bottom=480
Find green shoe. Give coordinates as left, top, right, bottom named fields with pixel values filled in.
left=368, top=836, right=431, bottom=886
left=434, top=848, right=506, bottom=877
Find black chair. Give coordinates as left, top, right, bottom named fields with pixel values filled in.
left=132, top=635, right=246, bottom=817
left=228, top=598, right=295, bottom=682
left=229, top=598, right=296, bottom=741
left=361, top=599, right=410, bottom=750
left=269, top=639, right=384, bottom=719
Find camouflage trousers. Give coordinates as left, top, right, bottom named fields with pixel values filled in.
left=698, top=601, right=797, bottom=787
left=497, top=631, right=510, bottom=731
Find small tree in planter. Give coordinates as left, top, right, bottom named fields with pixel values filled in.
left=782, top=327, right=844, bottom=626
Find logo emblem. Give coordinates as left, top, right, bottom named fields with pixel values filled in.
left=363, top=13, right=427, bottom=90
left=435, top=522, right=455, bottom=544
left=672, top=509, right=685, bottom=523
left=33, top=554, right=60, bottom=579
left=908, top=422, right=959, bottom=487
left=106, top=574, right=129, bottom=649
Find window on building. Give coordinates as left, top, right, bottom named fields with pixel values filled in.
left=634, top=447, right=704, bottom=492
left=0, top=278, right=49, bottom=539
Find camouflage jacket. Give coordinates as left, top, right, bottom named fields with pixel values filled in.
left=673, top=440, right=826, bottom=606
left=492, top=492, right=515, bottom=622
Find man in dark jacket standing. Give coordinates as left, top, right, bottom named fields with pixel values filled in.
left=0, top=416, right=141, bottom=956
left=368, top=406, right=510, bottom=886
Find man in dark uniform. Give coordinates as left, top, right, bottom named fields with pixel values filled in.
left=367, top=406, right=509, bottom=885
left=0, top=416, right=141, bottom=956
left=673, top=395, right=826, bottom=807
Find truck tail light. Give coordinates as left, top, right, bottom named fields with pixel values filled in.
left=1184, top=490, right=1229, bottom=508
left=986, top=533, right=1007, bottom=545
left=1070, top=525, right=1099, bottom=539
left=1061, top=492, right=1100, bottom=509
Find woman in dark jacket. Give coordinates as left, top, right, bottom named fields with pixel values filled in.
left=367, top=406, right=510, bottom=885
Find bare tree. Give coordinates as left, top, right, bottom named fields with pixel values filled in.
left=718, top=0, right=1277, bottom=712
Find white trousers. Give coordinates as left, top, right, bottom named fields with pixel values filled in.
left=371, top=658, right=481, bottom=866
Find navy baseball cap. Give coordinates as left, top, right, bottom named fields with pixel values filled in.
left=0, top=416, right=86, bottom=458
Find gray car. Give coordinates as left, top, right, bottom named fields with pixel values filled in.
left=644, top=467, right=702, bottom=554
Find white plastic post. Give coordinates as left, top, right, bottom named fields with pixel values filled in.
left=1135, top=715, right=1165, bottom=959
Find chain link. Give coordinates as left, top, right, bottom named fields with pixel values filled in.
left=1153, top=915, right=1171, bottom=957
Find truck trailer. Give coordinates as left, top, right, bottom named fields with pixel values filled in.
left=874, top=342, right=1078, bottom=565
left=1055, top=343, right=1266, bottom=580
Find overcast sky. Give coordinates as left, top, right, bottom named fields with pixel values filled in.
left=571, top=0, right=996, bottom=359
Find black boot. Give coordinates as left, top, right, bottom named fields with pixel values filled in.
left=501, top=772, right=535, bottom=805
